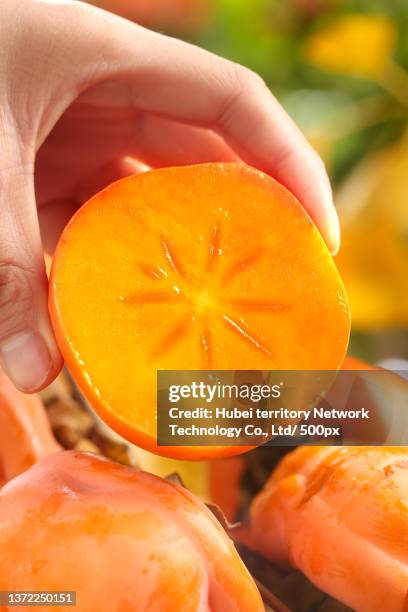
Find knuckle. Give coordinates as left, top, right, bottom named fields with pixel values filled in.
left=0, top=262, right=34, bottom=338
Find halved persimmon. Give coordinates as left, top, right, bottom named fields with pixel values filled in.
left=49, top=163, right=350, bottom=459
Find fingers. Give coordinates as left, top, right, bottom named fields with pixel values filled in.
left=73, top=6, right=339, bottom=252
left=36, top=112, right=237, bottom=208
left=22, top=0, right=338, bottom=251
left=214, top=91, right=341, bottom=255
left=0, top=157, right=62, bottom=392
left=127, top=114, right=238, bottom=169
left=38, top=109, right=236, bottom=253
left=131, top=50, right=339, bottom=253
left=39, top=199, right=79, bottom=255
left=38, top=160, right=147, bottom=254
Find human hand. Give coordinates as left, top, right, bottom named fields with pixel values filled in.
left=0, top=0, right=339, bottom=393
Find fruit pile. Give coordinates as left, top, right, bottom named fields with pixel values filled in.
left=1, top=163, right=407, bottom=611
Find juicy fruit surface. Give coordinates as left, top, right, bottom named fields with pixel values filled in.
left=50, top=163, right=350, bottom=457
left=0, top=451, right=263, bottom=612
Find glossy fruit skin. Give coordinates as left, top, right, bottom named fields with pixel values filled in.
left=250, top=445, right=408, bottom=612
left=0, top=373, right=60, bottom=485
left=49, top=162, right=350, bottom=460
left=0, top=451, right=263, bottom=612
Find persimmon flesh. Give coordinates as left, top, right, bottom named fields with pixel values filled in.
left=50, top=163, right=350, bottom=459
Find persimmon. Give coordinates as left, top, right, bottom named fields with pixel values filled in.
left=49, top=163, right=350, bottom=460
left=203, top=359, right=369, bottom=516
left=0, top=373, right=60, bottom=485
left=249, top=446, right=408, bottom=611
left=342, top=355, right=373, bottom=370
left=0, top=451, right=263, bottom=612
left=337, top=356, right=408, bottom=444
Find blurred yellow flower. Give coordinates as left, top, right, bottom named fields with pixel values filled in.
left=335, top=133, right=408, bottom=329
left=304, top=14, right=396, bottom=79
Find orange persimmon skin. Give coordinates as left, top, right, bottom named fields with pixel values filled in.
left=49, top=163, right=350, bottom=460
left=0, top=373, right=60, bottom=485
left=339, top=356, right=408, bottom=443
left=250, top=446, right=408, bottom=611
left=0, top=451, right=263, bottom=612
left=342, top=355, right=375, bottom=370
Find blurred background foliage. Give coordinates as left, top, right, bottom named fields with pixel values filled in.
left=89, top=0, right=408, bottom=361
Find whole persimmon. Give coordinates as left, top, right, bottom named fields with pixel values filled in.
left=249, top=445, right=408, bottom=612
left=0, top=373, right=60, bottom=485
left=49, top=163, right=350, bottom=459
left=0, top=451, right=263, bottom=611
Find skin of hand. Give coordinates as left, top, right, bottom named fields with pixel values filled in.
left=0, top=0, right=340, bottom=393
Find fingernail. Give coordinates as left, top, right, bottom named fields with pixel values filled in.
left=320, top=178, right=341, bottom=255
left=328, top=205, right=341, bottom=256
left=0, top=331, right=52, bottom=392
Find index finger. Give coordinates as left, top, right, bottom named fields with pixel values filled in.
left=40, top=1, right=340, bottom=253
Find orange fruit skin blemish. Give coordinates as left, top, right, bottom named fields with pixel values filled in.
left=49, top=163, right=350, bottom=459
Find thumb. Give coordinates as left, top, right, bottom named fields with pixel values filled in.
left=0, top=157, right=62, bottom=392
